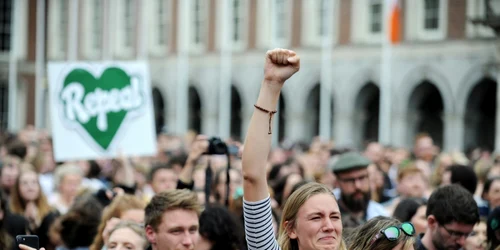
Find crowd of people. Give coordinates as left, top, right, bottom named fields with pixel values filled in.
left=0, top=48, right=498, bottom=250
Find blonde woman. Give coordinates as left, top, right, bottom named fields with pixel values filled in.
left=106, top=221, right=148, bottom=250
left=242, top=48, right=346, bottom=250
left=346, top=216, right=415, bottom=250
left=90, top=195, right=146, bottom=250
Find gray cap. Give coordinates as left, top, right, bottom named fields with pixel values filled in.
left=332, top=152, right=371, bottom=174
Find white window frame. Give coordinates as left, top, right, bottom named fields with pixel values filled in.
left=48, top=0, right=68, bottom=60
left=82, top=0, right=103, bottom=59
left=0, top=0, right=28, bottom=61
left=230, top=0, right=248, bottom=51
left=301, top=0, right=340, bottom=47
left=351, top=0, right=383, bottom=44
left=113, top=0, right=135, bottom=58
left=415, top=0, right=448, bottom=41
left=256, top=0, right=292, bottom=49
left=189, top=0, right=209, bottom=54
left=466, top=0, right=496, bottom=38
left=216, top=0, right=249, bottom=52
left=148, top=0, right=171, bottom=56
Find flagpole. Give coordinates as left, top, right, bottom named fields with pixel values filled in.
left=319, top=0, right=333, bottom=141
left=379, top=0, right=395, bottom=145
left=7, top=0, right=20, bottom=131
left=218, top=0, right=232, bottom=139
left=35, top=0, right=46, bottom=129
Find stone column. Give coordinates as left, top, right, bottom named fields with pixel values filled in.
left=334, top=109, right=355, bottom=148
left=444, top=112, right=465, bottom=152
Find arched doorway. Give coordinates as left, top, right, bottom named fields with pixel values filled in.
left=464, top=78, right=496, bottom=152
left=230, top=86, right=242, bottom=141
left=306, top=84, right=320, bottom=139
left=408, top=81, right=444, bottom=148
left=278, top=94, right=286, bottom=142
left=354, top=83, right=380, bottom=148
left=188, top=86, right=202, bottom=134
left=152, top=87, right=165, bottom=135
left=0, top=83, right=7, bottom=130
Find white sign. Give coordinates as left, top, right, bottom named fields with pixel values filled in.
left=48, top=61, right=157, bottom=161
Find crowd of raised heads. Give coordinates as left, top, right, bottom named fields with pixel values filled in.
left=0, top=48, right=497, bottom=250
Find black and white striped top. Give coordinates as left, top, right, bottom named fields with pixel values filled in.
left=243, top=196, right=281, bottom=250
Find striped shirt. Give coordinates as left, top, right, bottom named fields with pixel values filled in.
left=243, top=196, right=281, bottom=250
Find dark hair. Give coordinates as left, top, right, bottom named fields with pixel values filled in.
left=268, top=164, right=285, bottom=182
left=0, top=192, right=12, bottom=250
left=482, top=177, right=500, bottom=200
left=87, top=160, right=101, bottom=179
left=290, top=180, right=310, bottom=196
left=6, top=140, right=26, bottom=159
left=447, top=164, right=478, bottom=194
left=487, top=206, right=500, bottom=249
left=58, top=194, right=103, bottom=248
left=393, top=198, right=427, bottom=222
left=426, top=184, right=479, bottom=225
left=167, top=154, right=188, bottom=168
left=199, top=204, right=245, bottom=250
left=148, top=163, right=175, bottom=182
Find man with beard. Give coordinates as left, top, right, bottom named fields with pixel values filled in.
left=332, top=152, right=387, bottom=228
left=415, top=184, right=479, bottom=250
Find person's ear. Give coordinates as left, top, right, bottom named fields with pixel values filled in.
left=427, top=215, right=437, bottom=230
left=145, top=225, right=157, bottom=244
left=285, top=221, right=297, bottom=239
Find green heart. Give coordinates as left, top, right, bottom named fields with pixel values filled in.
left=59, top=67, right=143, bottom=151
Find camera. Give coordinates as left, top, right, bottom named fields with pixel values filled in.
left=204, top=137, right=228, bottom=155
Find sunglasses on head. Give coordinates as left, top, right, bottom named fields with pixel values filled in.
left=370, top=222, right=415, bottom=246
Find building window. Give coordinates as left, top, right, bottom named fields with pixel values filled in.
left=0, top=83, right=7, bottom=130
left=232, top=0, right=243, bottom=42
left=92, top=0, right=102, bottom=50
left=158, top=0, right=168, bottom=45
left=370, top=1, right=382, bottom=33
left=0, top=0, right=11, bottom=52
left=424, top=0, right=439, bottom=30
left=319, top=0, right=328, bottom=36
left=124, top=0, right=134, bottom=47
left=275, top=0, right=287, bottom=40
left=60, top=0, right=68, bottom=53
left=192, top=0, right=206, bottom=45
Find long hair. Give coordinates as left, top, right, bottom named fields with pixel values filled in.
left=346, top=216, right=415, bottom=250
left=0, top=192, right=13, bottom=250
left=277, top=182, right=346, bottom=250
left=89, top=194, right=146, bottom=250
left=9, top=170, right=52, bottom=222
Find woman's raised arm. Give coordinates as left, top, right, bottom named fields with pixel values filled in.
left=242, top=49, right=300, bottom=202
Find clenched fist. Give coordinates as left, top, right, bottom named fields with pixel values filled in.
left=263, top=48, right=300, bottom=93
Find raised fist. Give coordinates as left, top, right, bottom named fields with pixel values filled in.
left=263, top=48, right=300, bottom=92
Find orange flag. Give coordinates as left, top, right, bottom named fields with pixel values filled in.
left=389, top=0, right=401, bottom=44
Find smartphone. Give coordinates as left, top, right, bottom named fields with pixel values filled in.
left=16, top=235, right=39, bottom=250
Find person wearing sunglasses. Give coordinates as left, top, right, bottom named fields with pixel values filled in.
left=416, top=184, right=479, bottom=250
left=346, top=216, right=415, bottom=250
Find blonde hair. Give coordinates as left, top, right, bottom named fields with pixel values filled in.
left=54, top=163, right=83, bottom=189
left=347, top=216, right=415, bottom=250
left=108, top=221, right=148, bottom=249
left=277, top=182, right=346, bottom=250
left=89, top=195, right=146, bottom=250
